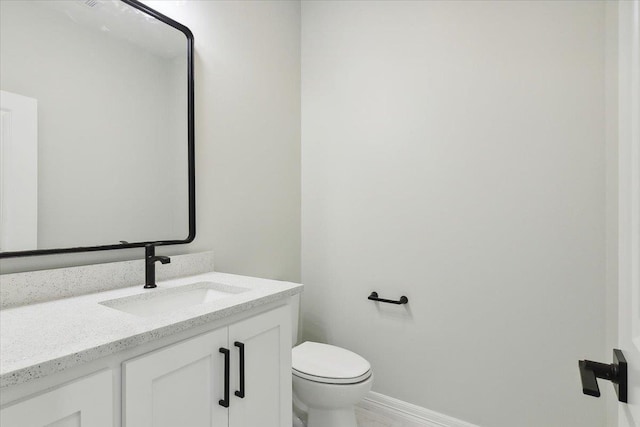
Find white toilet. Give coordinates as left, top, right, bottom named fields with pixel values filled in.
left=290, top=296, right=373, bottom=427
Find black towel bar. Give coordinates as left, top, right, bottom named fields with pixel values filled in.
left=368, top=292, right=408, bottom=305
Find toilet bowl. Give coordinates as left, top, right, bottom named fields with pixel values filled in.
left=292, top=341, right=373, bottom=427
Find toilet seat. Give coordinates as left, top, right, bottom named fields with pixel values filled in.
left=292, top=368, right=372, bottom=385
left=292, top=342, right=372, bottom=385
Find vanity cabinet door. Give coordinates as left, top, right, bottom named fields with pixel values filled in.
left=123, top=328, right=229, bottom=427
left=0, top=370, right=113, bottom=427
left=228, top=306, right=292, bottom=427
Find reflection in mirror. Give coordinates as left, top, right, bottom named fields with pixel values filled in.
left=0, top=0, right=192, bottom=254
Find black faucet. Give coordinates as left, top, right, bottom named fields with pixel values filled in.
left=144, top=243, right=171, bottom=288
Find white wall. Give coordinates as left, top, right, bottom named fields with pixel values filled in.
left=301, top=1, right=607, bottom=426
left=0, top=2, right=614, bottom=424
left=1, top=0, right=301, bottom=283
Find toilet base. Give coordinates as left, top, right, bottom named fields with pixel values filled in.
left=307, top=407, right=358, bottom=427
left=292, top=413, right=306, bottom=427
left=292, top=368, right=373, bottom=427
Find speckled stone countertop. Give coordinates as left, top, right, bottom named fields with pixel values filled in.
left=0, top=271, right=303, bottom=388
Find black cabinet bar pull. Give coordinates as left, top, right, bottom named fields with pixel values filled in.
left=219, top=347, right=230, bottom=407
left=368, top=291, right=408, bottom=305
left=234, top=342, right=245, bottom=398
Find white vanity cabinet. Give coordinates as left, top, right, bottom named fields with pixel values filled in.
left=0, top=263, right=302, bottom=427
left=123, top=327, right=229, bottom=427
left=123, top=306, right=292, bottom=427
left=227, top=306, right=292, bottom=427
left=0, top=370, right=113, bottom=427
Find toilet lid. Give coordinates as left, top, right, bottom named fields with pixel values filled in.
left=292, top=342, right=371, bottom=384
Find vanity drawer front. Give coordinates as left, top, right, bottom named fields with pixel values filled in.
left=0, top=369, right=113, bottom=427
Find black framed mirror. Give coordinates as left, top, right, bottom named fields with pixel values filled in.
left=0, top=0, right=195, bottom=258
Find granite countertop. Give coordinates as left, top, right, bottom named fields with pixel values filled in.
left=0, top=272, right=303, bottom=388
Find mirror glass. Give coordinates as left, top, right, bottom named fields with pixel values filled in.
left=0, top=0, right=192, bottom=255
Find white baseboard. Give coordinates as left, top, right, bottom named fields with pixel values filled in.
left=357, top=391, right=479, bottom=427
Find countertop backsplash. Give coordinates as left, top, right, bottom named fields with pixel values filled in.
left=0, top=252, right=215, bottom=309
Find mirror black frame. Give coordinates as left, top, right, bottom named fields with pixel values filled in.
left=0, top=0, right=195, bottom=258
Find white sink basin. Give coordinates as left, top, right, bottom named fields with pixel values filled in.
left=100, top=282, right=250, bottom=317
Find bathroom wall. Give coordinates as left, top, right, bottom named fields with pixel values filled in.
left=144, top=0, right=302, bottom=283
left=1, top=0, right=302, bottom=283
left=301, top=1, right=607, bottom=426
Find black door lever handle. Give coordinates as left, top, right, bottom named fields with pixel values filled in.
left=578, top=349, right=627, bottom=403
left=579, top=360, right=603, bottom=397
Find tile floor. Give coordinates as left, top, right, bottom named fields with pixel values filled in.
left=355, top=407, right=403, bottom=427
left=293, top=406, right=403, bottom=427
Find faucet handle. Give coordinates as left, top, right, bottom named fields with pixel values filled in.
left=156, top=256, right=171, bottom=265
